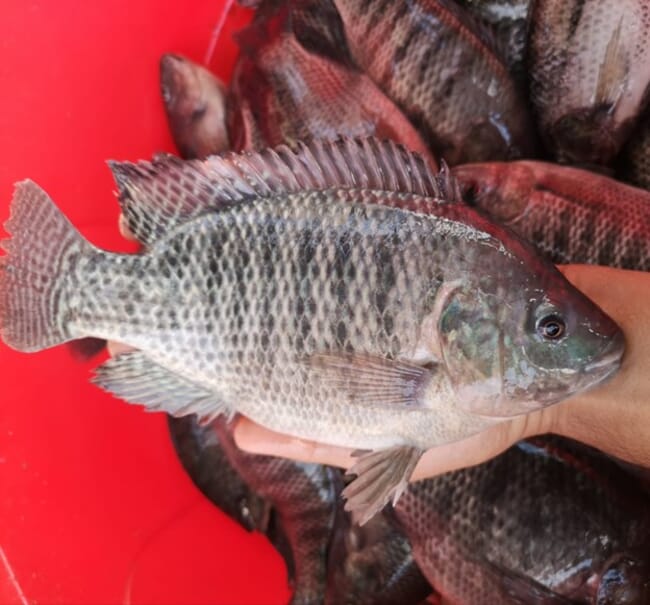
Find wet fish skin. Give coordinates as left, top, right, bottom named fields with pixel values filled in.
left=167, top=415, right=270, bottom=532
left=455, top=0, right=533, bottom=84
left=227, top=16, right=436, bottom=167
left=618, top=111, right=650, bottom=192
left=160, top=54, right=229, bottom=159
left=0, top=140, right=624, bottom=524
left=529, top=0, right=650, bottom=165
left=395, top=437, right=650, bottom=604
left=453, top=160, right=650, bottom=271
left=331, top=0, right=536, bottom=164
left=213, top=420, right=340, bottom=605
left=325, top=504, right=432, bottom=605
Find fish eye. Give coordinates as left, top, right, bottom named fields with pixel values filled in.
left=536, top=314, right=566, bottom=341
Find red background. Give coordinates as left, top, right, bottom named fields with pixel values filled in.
left=0, top=1, right=290, bottom=603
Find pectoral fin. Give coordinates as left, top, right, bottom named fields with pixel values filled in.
left=92, top=351, right=233, bottom=422
left=307, top=353, right=436, bottom=410
left=343, top=446, right=423, bottom=526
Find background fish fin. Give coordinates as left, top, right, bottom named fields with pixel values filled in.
left=595, top=18, right=627, bottom=108
left=92, top=351, right=233, bottom=422
left=343, top=446, right=423, bottom=526
left=0, top=180, right=92, bottom=352
left=307, top=353, right=436, bottom=410
left=109, top=137, right=450, bottom=246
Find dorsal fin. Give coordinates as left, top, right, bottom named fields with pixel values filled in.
left=109, top=137, right=450, bottom=246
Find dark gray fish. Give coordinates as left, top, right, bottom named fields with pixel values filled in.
left=160, top=54, right=229, bottom=159
left=331, top=0, right=536, bottom=164
left=167, top=415, right=270, bottom=532
left=455, top=0, right=533, bottom=84
left=325, top=504, right=433, bottom=605
left=0, top=138, right=624, bottom=525
left=618, top=111, right=650, bottom=191
left=213, top=420, right=341, bottom=605
left=227, top=15, right=436, bottom=167
left=529, top=0, right=650, bottom=165
left=395, top=437, right=650, bottom=604
left=453, top=160, right=650, bottom=270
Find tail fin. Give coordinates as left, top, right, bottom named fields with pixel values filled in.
left=0, top=180, right=90, bottom=352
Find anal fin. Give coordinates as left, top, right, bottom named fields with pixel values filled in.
left=92, top=351, right=232, bottom=422
left=343, top=445, right=423, bottom=526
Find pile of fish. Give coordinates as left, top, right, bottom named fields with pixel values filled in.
left=1, top=0, right=650, bottom=603
left=158, top=0, right=650, bottom=603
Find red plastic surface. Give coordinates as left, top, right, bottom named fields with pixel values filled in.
left=0, top=2, right=290, bottom=603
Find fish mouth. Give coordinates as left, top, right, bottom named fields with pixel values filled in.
left=582, top=330, right=625, bottom=385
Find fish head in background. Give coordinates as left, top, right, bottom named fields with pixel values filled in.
left=160, top=54, right=229, bottom=159
left=596, top=552, right=650, bottom=605
left=432, top=206, right=625, bottom=417
left=453, top=162, right=534, bottom=225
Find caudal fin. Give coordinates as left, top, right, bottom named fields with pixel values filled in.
left=0, top=180, right=90, bottom=352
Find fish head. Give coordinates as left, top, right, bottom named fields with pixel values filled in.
left=596, top=552, right=650, bottom=605
left=453, top=162, right=534, bottom=225
left=159, top=54, right=229, bottom=158
left=437, top=239, right=624, bottom=417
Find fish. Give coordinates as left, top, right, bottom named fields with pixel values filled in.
left=454, top=0, right=533, bottom=85
left=0, top=138, right=624, bottom=525
left=167, top=415, right=270, bottom=532
left=213, top=419, right=340, bottom=605
left=330, top=0, right=536, bottom=164
left=452, top=160, right=650, bottom=270
left=227, top=14, right=436, bottom=168
left=325, top=504, right=433, bottom=604
left=529, top=0, right=650, bottom=165
left=394, top=436, right=650, bottom=604
left=160, top=54, right=229, bottom=159
left=618, top=111, right=650, bottom=192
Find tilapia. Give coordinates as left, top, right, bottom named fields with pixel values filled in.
left=167, top=415, right=269, bottom=532
left=213, top=420, right=340, bottom=605
left=0, top=138, right=624, bottom=524
left=395, top=436, right=650, bottom=604
left=453, top=160, right=650, bottom=270
left=227, top=16, right=436, bottom=168
left=325, top=505, right=432, bottom=604
left=330, top=0, right=536, bottom=164
left=529, top=0, right=650, bottom=165
left=160, top=54, right=229, bottom=159
left=619, top=111, right=650, bottom=191
left=455, top=0, right=533, bottom=84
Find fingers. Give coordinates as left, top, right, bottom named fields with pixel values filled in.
left=233, top=407, right=554, bottom=481
left=233, top=417, right=358, bottom=469
left=119, top=214, right=138, bottom=242
left=107, top=341, right=136, bottom=356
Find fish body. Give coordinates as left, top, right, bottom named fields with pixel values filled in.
left=160, top=54, right=229, bottom=159
left=325, top=504, right=432, bottom=604
left=0, top=139, right=624, bottom=523
left=395, top=437, right=650, bottom=604
left=453, top=160, right=650, bottom=270
left=213, top=420, right=340, bottom=605
left=227, top=17, right=436, bottom=167
left=529, top=0, right=650, bottom=165
left=167, top=415, right=270, bottom=532
left=331, top=0, right=536, bottom=164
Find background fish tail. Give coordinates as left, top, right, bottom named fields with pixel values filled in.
left=0, top=180, right=92, bottom=352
